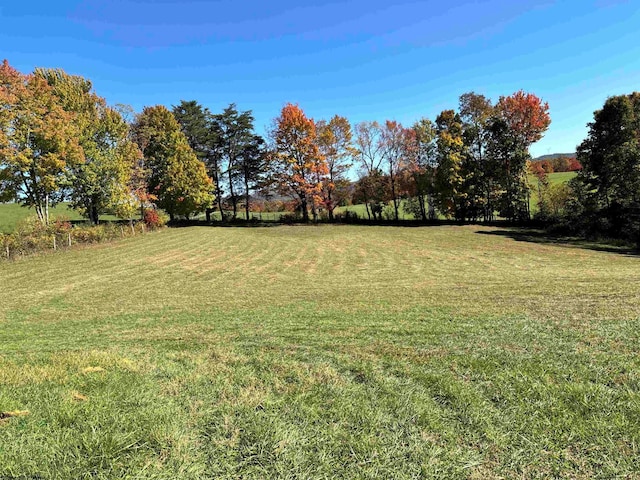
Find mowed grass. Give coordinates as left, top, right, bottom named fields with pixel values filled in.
left=1, top=225, right=639, bottom=479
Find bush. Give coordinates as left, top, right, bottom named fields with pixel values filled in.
left=143, top=209, right=167, bottom=229
left=1, top=215, right=160, bottom=261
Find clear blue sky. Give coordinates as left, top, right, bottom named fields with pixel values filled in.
left=1, top=0, right=639, bottom=157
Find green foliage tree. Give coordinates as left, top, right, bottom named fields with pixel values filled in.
left=574, top=92, right=640, bottom=240
left=132, top=105, right=213, bottom=220
left=434, top=110, right=466, bottom=219
left=172, top=100, right=223, bottom=220
left=37, top=68, right=141, bottom=224
left=211, top=104, right=265, bottom=220
left=234, top=134, right=266, bottom=220
left=459, top=92, right=495, bottom=221
left=407, top=118, right=437, bottom=221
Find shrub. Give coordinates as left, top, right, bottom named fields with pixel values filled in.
left=1, top=215, right=159, bottom=261
left=143, top=209, right=167, bottom=229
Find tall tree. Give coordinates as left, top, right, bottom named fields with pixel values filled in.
left=269, top=104, right=326, bottom=222
left=434, top=110, right=466, bottom=219
left=172, top=100, right=222, bottom=220
left=37, top=68, right=141, bottom=224
left=574, top=92, right=640, bottom=239
left=236, top=134, right=266, bottom=220
left=406, top=118, right=437, bottom=221
left=380, top=120, right=411, bottom=221
left=132, top=105, right=213, bottom=220
left=459, top=92, right=494, bottom=221
left=354, top=121, right=385, bottom=220
left=493, top=91, right=551, bottom=221
left=0, top=60, right=82, bottom=224
left=316, top=115, right=355, bottom=221
left=211, top=104, right=263, bottom=220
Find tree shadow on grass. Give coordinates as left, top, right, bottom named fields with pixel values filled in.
left=169, top=218, right=495, bottom=229
left=475, top=228, right=640, bottom=257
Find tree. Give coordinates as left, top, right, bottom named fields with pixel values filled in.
left=132, top=105, right=213, bottom=220
left=490, top=91, right=551, bottom=221
left=316, top=115, right=355, bottom=221
left=0, top=60, right=82, bottom=224
left=406, top=118, right=438, bottom=221
left=268, top=104, right=326, bottom=222
left=574, top=92, right=640, bottom=240
left=37, top=68, right=141, bottom=224
left=172, top=100, right=222, bottom=220
left=352, top=171, right=387, bottom=220
left=354, top=121, right=385, bottom=220
left=235, top=134, right=266, bottom=220
left=459, top=92, right=495, bottom=221
left=210, top=104, right=264, bottom=220
left=434, top=110, right=466, bottom=219
left=379, top=120, right=411, bottom=221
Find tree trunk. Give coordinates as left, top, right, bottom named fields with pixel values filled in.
left=390, top=173, right=399, bottom=221
left=300, top=196, right=309, bottom=222
left=89, top=201, right=99, bottom=225
left=45, top=194, right=50, bottom=225
left=245, top=175, right=250, bottom=221
left=35, top=204, right=45, bottom=224
left=427, top=193, right=436, bottom=220
left=227, top=168, right=237, bottom=220
left=212, top=161, right=224, bottom=221
left=418, top=193, right=427, bottom=222
left=363, top=190, right=371, bottom=221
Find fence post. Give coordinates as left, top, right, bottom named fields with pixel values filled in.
left=68, top=232, right=72, bottom=247
left=53, top=236, right=57, bottom=251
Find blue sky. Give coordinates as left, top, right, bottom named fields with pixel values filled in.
left=1, top=0, right=639, bottom=157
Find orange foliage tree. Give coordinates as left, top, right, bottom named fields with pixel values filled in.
left=493, top=90, right=551, bottom=220
left=269, top=104, right=328, bottom=222
left=0, top=60, right=82, bottom=224
left=316, top=115, right=355, bottom=221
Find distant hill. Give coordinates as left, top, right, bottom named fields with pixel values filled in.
left=533, top=153, right=576, bottom=162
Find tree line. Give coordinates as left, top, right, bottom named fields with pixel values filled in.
left=1, top=60, right=638, bottom=242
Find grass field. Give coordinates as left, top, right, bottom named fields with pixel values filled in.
left=0, top=203, right=124, bottom=233
left=1, top=224, right=639, bottom=479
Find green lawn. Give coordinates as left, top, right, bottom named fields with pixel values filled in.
left=0, top=203, right=83, bottom=233
left=546, top=171, right=578, bottom=185
left=0, top=203, right=126, bottom=233
left=1, top=224, right=638, bottom=478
